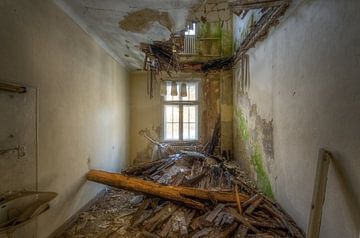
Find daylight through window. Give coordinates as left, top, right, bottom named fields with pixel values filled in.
left=163, top=81, right=199, bottom=141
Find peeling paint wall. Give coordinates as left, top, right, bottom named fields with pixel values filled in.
left=0, top=1, right=129, bottom=237
left=233, top=91, right=274, bottom=198
left=233, top=0, right=360, bottom=237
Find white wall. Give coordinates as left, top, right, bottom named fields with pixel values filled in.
left=0, top=0, right=129, bottom=237
left=233, top=0, right=360, bottom=237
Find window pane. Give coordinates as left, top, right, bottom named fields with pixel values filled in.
left=181, top=82, right=198, bottom=101
left=183, top=105, right=198, bottom=141
left=183, top=123, right=189, bottom=140
left=183, top=106, right=189, bottom=123
left=164, top=105, right=180, bottom=140
left=165, top=123, right=173, bottom=140
left=165, top=105, right=179, bottom=122
left=189, top=106, right=196, bottom=122
left=190, top=123, right=196, bottom=140
left=173, top=123, right=179, bottom=140
left=183, top=105, right=197, bottom=123
left=189, top=84, right=197, bottom=101
left=165, top=106, right=173, bottom=122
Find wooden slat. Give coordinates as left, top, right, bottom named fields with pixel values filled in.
left=307, top=149, right=332, bottom=238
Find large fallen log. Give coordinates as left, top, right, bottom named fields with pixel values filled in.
left=87, top=170, right=248, bottom=209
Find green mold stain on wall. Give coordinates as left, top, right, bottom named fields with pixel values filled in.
left=251, top=144, right=274, bottom=199
left=237, top=110, right=250, bottom=141
left=236, top=109, right=274, bottom=199
left=197, top=22, right=233, bottom=57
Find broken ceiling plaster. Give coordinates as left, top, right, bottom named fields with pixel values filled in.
left=119, top=8, right=174, bottom=34
left=54, top=0, right=202, bottom=69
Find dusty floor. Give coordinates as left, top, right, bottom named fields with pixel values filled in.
left=58, top=188, right=143, bottom=238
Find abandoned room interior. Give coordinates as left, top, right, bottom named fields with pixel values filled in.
left=0, top=0, right=359, bottom=237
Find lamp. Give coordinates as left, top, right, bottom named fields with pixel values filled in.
left=171, top=81, right=178, bottom=96
left=180, top=82, right=187, bottom=97
left=160, top=81, right=167, bottom=96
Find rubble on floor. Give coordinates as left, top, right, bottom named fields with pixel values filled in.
left=58, top=189, right=139, bottom=238
left=66, top=151, right=305, bottom=238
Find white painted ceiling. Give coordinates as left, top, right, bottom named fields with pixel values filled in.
left=54, top=0, right=201, bottom=69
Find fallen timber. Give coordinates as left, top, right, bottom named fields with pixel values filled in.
left=87, top=170, right=248, bottom=210
left=86, top=151, right=305, bottom=238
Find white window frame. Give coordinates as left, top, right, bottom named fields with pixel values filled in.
left=162, top=81, right=200, bottom=142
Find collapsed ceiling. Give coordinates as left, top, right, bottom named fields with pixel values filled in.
left=54, top=0, right=231, bottom=69
left=53, top=0, right=193, bottom=69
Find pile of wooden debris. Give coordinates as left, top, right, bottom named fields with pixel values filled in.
left=86, top=151, right=305, bottom=238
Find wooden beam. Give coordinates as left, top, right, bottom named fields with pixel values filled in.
left=307, top=149, right=332, bottom=238
left=86, top=170, right=248, bottom=209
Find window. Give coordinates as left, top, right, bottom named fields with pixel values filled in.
left=185, top=23, right=196, bottom=36
left=163, top=81, right=199, bottom=141
left=182, top=23, right=197, bottom=55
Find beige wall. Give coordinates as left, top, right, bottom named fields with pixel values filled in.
left=0, top=1, right=129, bottom=237
left=129, top=71, right=162, bottom=165
left=233, top=0, right=360, bottom=237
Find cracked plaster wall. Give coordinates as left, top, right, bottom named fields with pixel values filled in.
left=233, top=0, right=360, bottom=237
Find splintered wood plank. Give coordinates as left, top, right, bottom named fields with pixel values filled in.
left=246, top=233, right=276, bottom=238
left=244, top=196, right=263, bottom=215
left=220, top=212, right=234, bottom=226
left=234, top=224, right=248, bottom=238
left=307, top=149, right=332, bottom=238
left=141, top=230, right=160, bottom=238
left=227, top=207, right=260, bottom=233
left=185, top=209, right=196, bottom=226
left=214, top=212, right=226, bottom=226
left=87, top=170, right=248, bottom=209
left=171, top=172, right=185, bottom=186
left=191, top=227, right=213, bottom=238
left=159, top=214, right=173, bottom=237
left=242, top=194, right=260, bottom=208
left=177, top=211, right=188, bottom=236
left=131, top=199, right=150, bottom=225
left=235, top=183, right=243, bottom=214
left=123, top=159, right=167, bottom=175
left=214, top=222, right=239, bottom=238
left=143, top=203, right=178, bottom=232
left=205, top=203, right=225, bottom=222
left=262, top=202, right=304, bottom=237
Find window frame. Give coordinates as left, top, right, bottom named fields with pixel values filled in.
left=162, top=80, right=201, bottom=143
